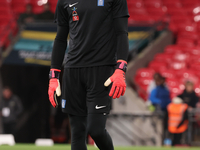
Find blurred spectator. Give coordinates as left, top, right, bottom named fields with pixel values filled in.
left=178, top=81, right=199, bottom=109
left=147, top=73, right=162, bottom=94
left=0, top=86, right=23, bottom=134
left=36, top=3, right=54, bottom=21
left=149, top=76, right=171, bottom=111
left=147, top=73, right=168, bottom=95
left=167, top=97, right=188, bottom=146
left=195, top=102, right=200, bottom=127
left=18, top=4, right=35, bottom=24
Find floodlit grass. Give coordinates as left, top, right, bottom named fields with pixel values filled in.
left=0, top=144, right=200, bottom=150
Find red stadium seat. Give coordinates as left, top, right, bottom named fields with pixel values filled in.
left=164, top=45, right=184, bottom=54
left=154, top=53, right=173, bottom=63
left=129, top=8, right=147, bottom=15
left=31, top=0, right=43, bottom=6
left=144, top=1, right=162, bottom=8
left=48, top=0, right=58, bottom=5
left=162, top=0, right=180, bottom=3
left=0, top=30, right=11, bottom=49
left=178, top=22, right=197, bottom=33
left=50, top=5, right=57, bottom=13
left=148, top=61, right=167, bottom=72
left=146, top=7, right=167, bottom=16
left=129, top=15, right=159, bottom=25
left=190, top=55, right=200, bottom=64
left=127, top=0, right=144, bottom=9
left=169, top=22, right=197, bottom=34
left=176, top=69, right=196, bottom=77
left=194, top=83, right=200, bottom=96
left=193, top=15, right=200, bottom=22
left=0, top=6, right=12, bottom=14
left=179, top=75, right=199, bottom=85
left=135, top=68, right=155, bottom=78
left=178, top=31, right=199, bottom=41
left=136, top=77, right=152, bottom=87
left=184, top=6, right=200, bottom=16
left=167, top=8, right=187, bottom=16
left=0, top=0, right=10, bottom=6
left=143, top=0, right=161, bottom=2
left=166, top=78, right=180, bottom=87
left=169, top=61, right=187, bottom=70
left=170, top=15, right=192, bottom=24
left=11, top=0, right=29, bottom=6
left=176, top=38, right=196, bottom=47
left=163, top=1, right=182, bottom=9
left=182, top=0, right=199, bottom=3
left=168, top=85, right=183, bottom=98
left=173, top=53, right=190, bottom=62
left=193, top=68, right=200, bottom=78
left=182, top=1, right=200, bottom=8
left=137, top=87, right=148, bottom=100
left=189, top=62, right=200, bottom=71
left=184, top=46, right=200, bottom=55
left=33, top=6, right=44, bottom=14
left=160, top=69, right=176, bottom=79
left=13, top=6, right=26, bottom=15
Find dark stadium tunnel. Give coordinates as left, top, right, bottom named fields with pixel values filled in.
left=1, top=65, right=52, bottom=142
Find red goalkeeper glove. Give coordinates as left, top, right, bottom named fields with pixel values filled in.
left=104, top=60, right=127, bottom=99
left=48, top=69, right=61, bottom=108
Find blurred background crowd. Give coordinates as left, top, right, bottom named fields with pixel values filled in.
left=0, top=0, right=200, bottom=147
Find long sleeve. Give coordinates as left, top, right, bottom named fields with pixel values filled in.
left=177, top=109, right=188, bottom=128
left=113, top=17, right=129, bottom=61
left=193, top=95, right=199, bottom=108
left=149, top=89, right=161, bottom=104
left=51, top=25, right=69, bottom=69
left=15, top=97, right=23, bottom=116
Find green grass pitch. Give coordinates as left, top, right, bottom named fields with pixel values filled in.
left=0, top=144, right=200, bottom=150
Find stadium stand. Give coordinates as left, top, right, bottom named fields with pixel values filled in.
left=0, top=0, right=58, bottom=53
left=1, top=0, right=200, bottom=146
left=131, top=0, right=200, bottom=101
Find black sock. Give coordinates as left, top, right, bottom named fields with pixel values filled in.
left=87, top=113, right=114, bottom=150
left=69, top=114, right=87, bottom=150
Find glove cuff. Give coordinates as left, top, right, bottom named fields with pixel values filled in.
left=116, top=60, right=127, bottom=72
left=49, top=69, right=61, bottom=79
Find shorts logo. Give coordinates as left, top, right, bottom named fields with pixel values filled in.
left=62, top=99, right=66, bottom=108
left=97, top=0, right=104, bottom=6
left=72, top=7, right=79, bottom=21
left=95, top=105, right=106, bottom=109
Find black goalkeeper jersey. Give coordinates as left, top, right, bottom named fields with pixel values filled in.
left=55, top=0, right=129, bottom=68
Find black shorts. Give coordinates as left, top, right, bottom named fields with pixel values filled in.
left=61, top=65, right=114, bottom=116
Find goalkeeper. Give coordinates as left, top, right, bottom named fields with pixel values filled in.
left=48, top=0, right=129, bottom=149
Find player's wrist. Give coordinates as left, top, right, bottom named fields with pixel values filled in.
left=49, top=69, right=61, bottom=79
left=116, top=60, right=127, bottom=73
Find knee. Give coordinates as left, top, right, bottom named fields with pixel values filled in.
left=72, top=122, right=86, bottom=135
left=71, top=122, right=86, bottom=140
left=87, top=126, right=105, bottom=139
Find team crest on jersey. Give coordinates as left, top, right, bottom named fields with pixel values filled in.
left=72, top=7, right=79, bottom=21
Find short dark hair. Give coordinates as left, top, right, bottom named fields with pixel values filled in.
left=153, top=72, right=162, bottom=78
left=3, top=86, right=12, bottom=91
left=185, top=80, right=194, bottom=86
left=26, top=3, right=32, bottom=8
